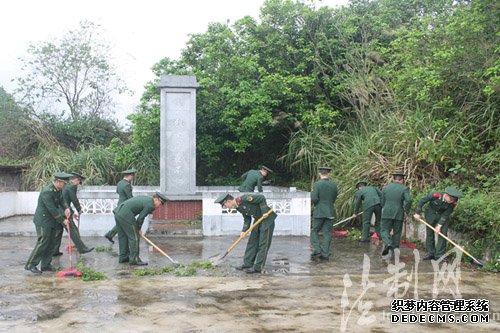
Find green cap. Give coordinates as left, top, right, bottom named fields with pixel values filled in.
left=392, top=169, right=406, bottom=177
left=445, top=186, right=462, bottom=199
left=260, top=165, right=273, bottom=173
left=54, top=172, right=72, bottom=182
left=70, top=172, right=86, bottom=180
left=121, top=168, right=137, bottom=175
left=319, top=167, right=332, bottom=173
left=214, top=193, right=232, bottom=205
left=356, top=180, right=368, bottom=187
left=154, top=191, right=168, bottom=204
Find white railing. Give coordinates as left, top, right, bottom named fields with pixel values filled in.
left=202, top=189, right=311, bottom=236
left=1, top=186, right=312, bottom=236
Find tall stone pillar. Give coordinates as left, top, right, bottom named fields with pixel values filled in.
left=159, top=75, right=199, bottom=195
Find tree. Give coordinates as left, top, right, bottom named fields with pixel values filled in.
left=0, top=87, right=36, bottom=159
left=15, top=20, right=128, bottom=120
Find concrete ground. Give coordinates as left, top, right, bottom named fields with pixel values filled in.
left=0, top=215, right=498, bottom=332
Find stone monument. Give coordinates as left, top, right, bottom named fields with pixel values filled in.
left=159, top=75, right=199, bottom=195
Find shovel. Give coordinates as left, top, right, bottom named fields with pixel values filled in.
left=414, top=216, right=484, bottom=266
left=331, top=211, right=363, bottom=228
left=210, top=209, right=273, bottom=266
left=141, top=234, right=180, bottom=267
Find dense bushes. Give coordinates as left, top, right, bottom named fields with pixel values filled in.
left=452, top=191, right=500, bottom=270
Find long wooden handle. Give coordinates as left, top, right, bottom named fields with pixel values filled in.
left=332, top=211, right=363, bottom=228
left=223, top=209, right=273, bottom=258
left=415, top=216, right=483, bottom=265
left=141, top=234, right=178, bottom=264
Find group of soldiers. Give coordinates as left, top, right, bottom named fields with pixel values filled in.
left=216, top=165, right=462, bottom=272
left=25, top=169, right=168, bottom=274
left=313, top=167, right=463, bottom=261
left=25, top=164, right=463, bottom=275
left=25, top=172, right=94, bottom=274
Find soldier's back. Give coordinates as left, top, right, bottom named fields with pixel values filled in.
left=238, top=170, right=262, bottom=192
left=382, top=182, right=408, bottom=219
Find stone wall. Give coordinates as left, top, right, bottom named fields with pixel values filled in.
left=0, top=166, right=23, bottom=192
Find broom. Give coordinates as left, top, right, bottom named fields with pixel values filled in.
left=57, top=220, right=82, bottom=277
left=65, top=217, right=77, bottom=251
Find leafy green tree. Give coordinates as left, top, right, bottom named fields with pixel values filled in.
left=0, top=87, right=38, bottom=159
left=14, top=20, right=128, bottom=121
left=180, top=1, right=343, bottom=182
left=125, top=0, right=497, bottom=193
left=382, top=0, right=499, bottom=174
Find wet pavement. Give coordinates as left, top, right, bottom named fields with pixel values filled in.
left=0, top=216, right=499, bottom=332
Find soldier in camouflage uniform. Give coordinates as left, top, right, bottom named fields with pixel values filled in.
left=215, top=193, right=277, bottom=273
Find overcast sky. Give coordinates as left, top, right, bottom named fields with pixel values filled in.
left=0, top=0, right=349, bottom=124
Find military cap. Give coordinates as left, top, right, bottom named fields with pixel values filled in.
left=260, top=165, right=273, bottom=173
left=70, top=172, right=86, bottom=180
left=356, top=180, right=368, bottom=187
left=154, top=191, right=168, bottom=204
left=392, top=169, right=406, bottom=177
left=214, top=193, right=232, bottom=205
left=121, top=168, right=137, bottom=175
left=445, top=186, right=463, bottom=200
left=54, top=172, right=72, bottom=182
left=318, top=166, right=332, bottom=173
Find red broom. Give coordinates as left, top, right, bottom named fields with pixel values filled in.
left=57, top=220, right=82, bottom=277
left=400, top=217, right=417, bottom=250
left=400, top=239, right=417, bottom=250
left=65, top=216, right=78, bottom=251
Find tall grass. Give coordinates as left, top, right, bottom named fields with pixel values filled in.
left=22, top=145, right=72, bottom=190
left=69, top=145, right=117, bottom=185
left=129, top=155, right=160, bottom=186
left=22, top=144, right=118, bottom=190
left=21, top=143, right=160, bottom=190
left=281, top=109, right=465, bottom=216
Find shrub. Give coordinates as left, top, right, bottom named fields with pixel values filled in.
left=452, top=189, right=500, bottom=268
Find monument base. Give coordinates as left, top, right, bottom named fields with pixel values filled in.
left=150, top=195, right=203, bottom=235
left=152, top=195, right=202, bottom=221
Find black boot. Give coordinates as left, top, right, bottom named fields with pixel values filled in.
left=104, top=235, right=114, bottom=244
left=245, top=267, right=261, bottom=274
left=382, top=245, right=392, bottom=256
left=130, top=258, right=148, bottom=266
left=235, top=265, right=251, bottom=271
left=25, top=266, right=42, bottom=274
left=79, top=247, right=94, bottom=254
left=41, top=265, right=58, bottom=272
